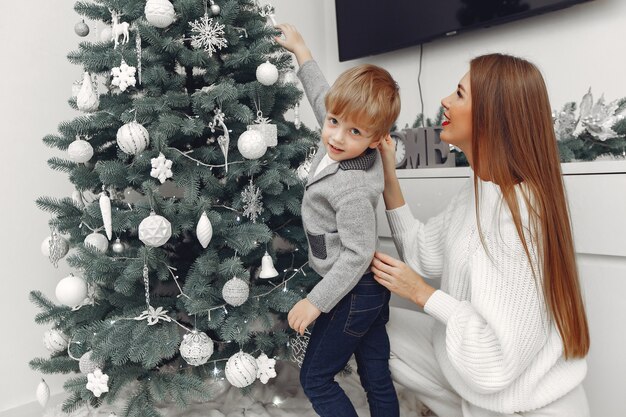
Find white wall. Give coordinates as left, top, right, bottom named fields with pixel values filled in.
left=0, top=1, right=80, bottom=412
left=2, top=0, right=626, bottom=413
left=315, top=0, right=626, bottom=129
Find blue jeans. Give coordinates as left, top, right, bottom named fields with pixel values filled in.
left=300, top=273, right=399, bottom=417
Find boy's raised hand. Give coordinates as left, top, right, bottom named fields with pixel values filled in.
left=288, top=298, right=321, bottom=336
left=274, top=23, right=313, bottom=66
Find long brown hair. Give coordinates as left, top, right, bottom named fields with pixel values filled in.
left=469, top=54, right=589, bottom=359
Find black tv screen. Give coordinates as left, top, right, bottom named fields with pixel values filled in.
left=335, top=0, right=592, bottom=61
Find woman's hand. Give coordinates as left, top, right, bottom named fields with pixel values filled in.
left=274, top=23, right=313, bottom=66
left=371, top=251, right=436, bottom=308
left=378, top=134, right=398, bottom=175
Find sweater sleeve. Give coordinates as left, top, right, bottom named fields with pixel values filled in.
left=385, top=204, right=447, bottom=279
left=296, top=60, right=329, bottom=128
left=424, top=214, right=549, bottom=394
left=307, top=187, right=377, bottom=313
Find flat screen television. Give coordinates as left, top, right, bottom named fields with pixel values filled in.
left=335, top=0, right=593, bottom=61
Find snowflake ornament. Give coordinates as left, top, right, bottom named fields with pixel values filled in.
left=189, top=14, right=227, bottom=56
left=256, top=353, right=277, bottom=384
left=150, top=152, right=173, bottom=183
left=241, top=179, right=263, bottom=223
left=134, top=305, right=172, bottom=325
left=111, top=60, right=136, bottom=92
left=86, top=368, right=109, bottom=397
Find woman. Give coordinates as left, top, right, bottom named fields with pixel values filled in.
left=371, top=54, right=590, bottom=417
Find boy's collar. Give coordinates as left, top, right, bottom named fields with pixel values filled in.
left=339, top=148, right=377, bottom=171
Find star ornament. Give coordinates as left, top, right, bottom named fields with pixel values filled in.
left=134, top=305, right=172, bottom=325
left=86, top=368, right=109, bottom=397
left=150, top=152, right=173, bottom=183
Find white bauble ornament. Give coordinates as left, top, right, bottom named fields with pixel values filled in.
left=76, top=72, right=99, bottom=112
left=41, top=235, right=69, bottom=259
left=225, top=351, right=258, bottom=388
left=112, top=238, right=125, bottom=253
left=84, top=232, right=108, bottom=253
left=138, top=212, right=172, bottom=247
left=75, top=20, right=90, bottom=37
left=256, top=61, right=279, bottom=86
left=116, top=121, right=150, bottom=155
left=36, top=379, right=50, bottom=407
left=145, top=0, right=176, bottom=28
left=99, top=192, right=112, bottom=240
left=196, top=212, right=213, bottom=248
left=222, top=277, right=249, bottom=307
left=179, top=330, right=214, bottom=366
left=210, top=3, right=221, bottom=15
left=237, top=129, right=267, bottom=159
left=100, top=26, right=113, bottom=42
left=43, top=329, right=69, bottom=353
left=79, top=351, right=104, bottom=374
left=56, top=274, right=88, bottom=307
left=68, top=137, right=94, bottom=163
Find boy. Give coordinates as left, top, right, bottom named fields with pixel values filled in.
left=275, top=24, right=401, bottom=417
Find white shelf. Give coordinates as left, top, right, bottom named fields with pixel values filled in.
left=394, top=159, right=626, bottom=178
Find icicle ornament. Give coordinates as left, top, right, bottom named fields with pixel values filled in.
left=99, top=191, right=112, bottom=240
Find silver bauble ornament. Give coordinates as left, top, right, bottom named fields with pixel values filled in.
left=138, top=212, right=172, bottom=247
left=116, top=121, right=150, bottom=155
left=43, top=329, right=69, bottom=353
left=180, top=330, right=214, bottom=366
left=145, top=0, right=176, bottom=28
left=222, top=277, right=249, bottom=307
left=55, top=274, right=88, bottom=307
left=237, top=129, right=267, bottom=159
left=75, top=20, right=90, bottom=37
left=84, top=232, right=109, bottom=253
left=210, top=3, right=221, bottom=15
left=256, top=61, right=279, bottom=86
left=225, top=351, right=258, bottom=388
left=79, top=351, right=105, bottom=374
left=112, top=238, right=125, bottom=253
left=68, top=138, right=94, bottom=163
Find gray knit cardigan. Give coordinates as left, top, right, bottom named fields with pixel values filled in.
left=297, top=60, right=384, bottom=313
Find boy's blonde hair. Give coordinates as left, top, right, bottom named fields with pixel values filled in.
left=324, top=64, right=401, bottom=140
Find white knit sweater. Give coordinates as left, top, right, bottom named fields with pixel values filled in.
left=386, top=178, right=587, bottom=413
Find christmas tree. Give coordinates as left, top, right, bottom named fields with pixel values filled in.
left=31, top=0, right=319, bottom=415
